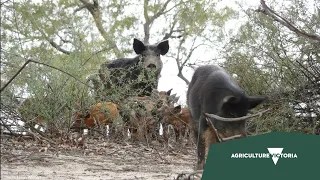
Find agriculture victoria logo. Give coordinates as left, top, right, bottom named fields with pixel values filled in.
left=231, top=148, right=298, bottom=165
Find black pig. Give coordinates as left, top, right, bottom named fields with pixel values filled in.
left=98, top=38, right=169, bottom=102
left=187, top=65, right=268, bottom=170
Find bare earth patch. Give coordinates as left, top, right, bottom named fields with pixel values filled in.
left=1, top=136, right=200, bottom=180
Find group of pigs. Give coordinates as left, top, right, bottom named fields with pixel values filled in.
left=83, top=38, right=269, bottom=170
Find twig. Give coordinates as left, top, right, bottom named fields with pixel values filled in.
left=176, top=170, right=203, bottom=180
left=19, top=123, right=57, bottom=146
left=205, top=116, right=224, bottom=142
left=81, top=47, right=111, bottom=67
left=156, top=149, right=169, bottom=163
left=0, top=118, right=16, bottom=135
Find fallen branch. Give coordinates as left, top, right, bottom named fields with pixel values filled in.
left=204, top=108, right=271, bottom=122
left=16, top=122, right=58, bottom=146
left=0, top=118, right=17, bottom=135
left=204, top=108, right=271, bottom=142
left=205, top=116, right=242, bottom=142
left=176, top=170, right=203, bottom=180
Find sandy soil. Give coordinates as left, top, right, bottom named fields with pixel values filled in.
left=1, top=136, right=202, bottom=180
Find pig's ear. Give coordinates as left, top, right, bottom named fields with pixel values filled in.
left=157, top=40, right=169, bottom=55
left=133, top=38, right=145, bottom=54
left=172, top=105, right=182, bottom=114
left=247, top=96, right=268, bottom=109
left=173, top=96, right=180, bottom=104
left=166, top=88, right=173, bottom=96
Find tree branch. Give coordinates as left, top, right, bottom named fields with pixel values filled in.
left=78, top=0, right=122, bottom=58
left=143, top=0, right=150, bottom=43
left=27, top=17, right=72, bottom=55
left=176, top=37, right=206, bottom=85
left=174, top=36, right=190, bottom=85
left=177, top=71, right=190, bottom=85
left=0, top=59, right=93, bottom=93
left=150, top=0, right=171, bottom=23
left=49, top=40, right=71, bottom=55
left=0, top=0, right=11, bottom=6
left=74, top=4, right=87, bottom=14
left=162, top=0, right=185, bottom=15
left=143, top=0, right=172, bottom=43
left=256, top=0, right=320, bottom=42
left=56, top=33, right=72, bottom=44
left=162, top=15, right=187, bottom=40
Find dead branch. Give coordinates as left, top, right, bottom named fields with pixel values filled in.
left=78, top=0, right=122, bottom=58
left=1, top=109, right=57, bottom=146
left=205, top=116, right=243, bottom=142
left=256, top=0, right=320, bottom=42
left=0, top=118, right=16, bottom=135
left=204, top=108, right=271, bottom=122
left=176, top=170, right=203, bottom=180
left=20, top=123, right=58, bottom=146
left=0, top=59, right=93, bottom=93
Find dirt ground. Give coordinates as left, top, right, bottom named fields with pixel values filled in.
left=0, top=135, right=202, bottom=180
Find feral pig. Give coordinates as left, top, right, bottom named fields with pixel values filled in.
left=98, top=38, right=169, bottom=102
left=119, top=88, right=179, bottom=122
left=122, top=89, right=179, bottom=142
left=187, top=65, right=268, bottom=170
left=71, top=102, right=120, bottom=130
left=160, top=105, right=193, bottom=145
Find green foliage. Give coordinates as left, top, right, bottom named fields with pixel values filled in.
left=222, top=0, right=320, bottom=134
left=1, top=0, right=236, bottom=136
left=4, top=0, right=317, bottom=138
